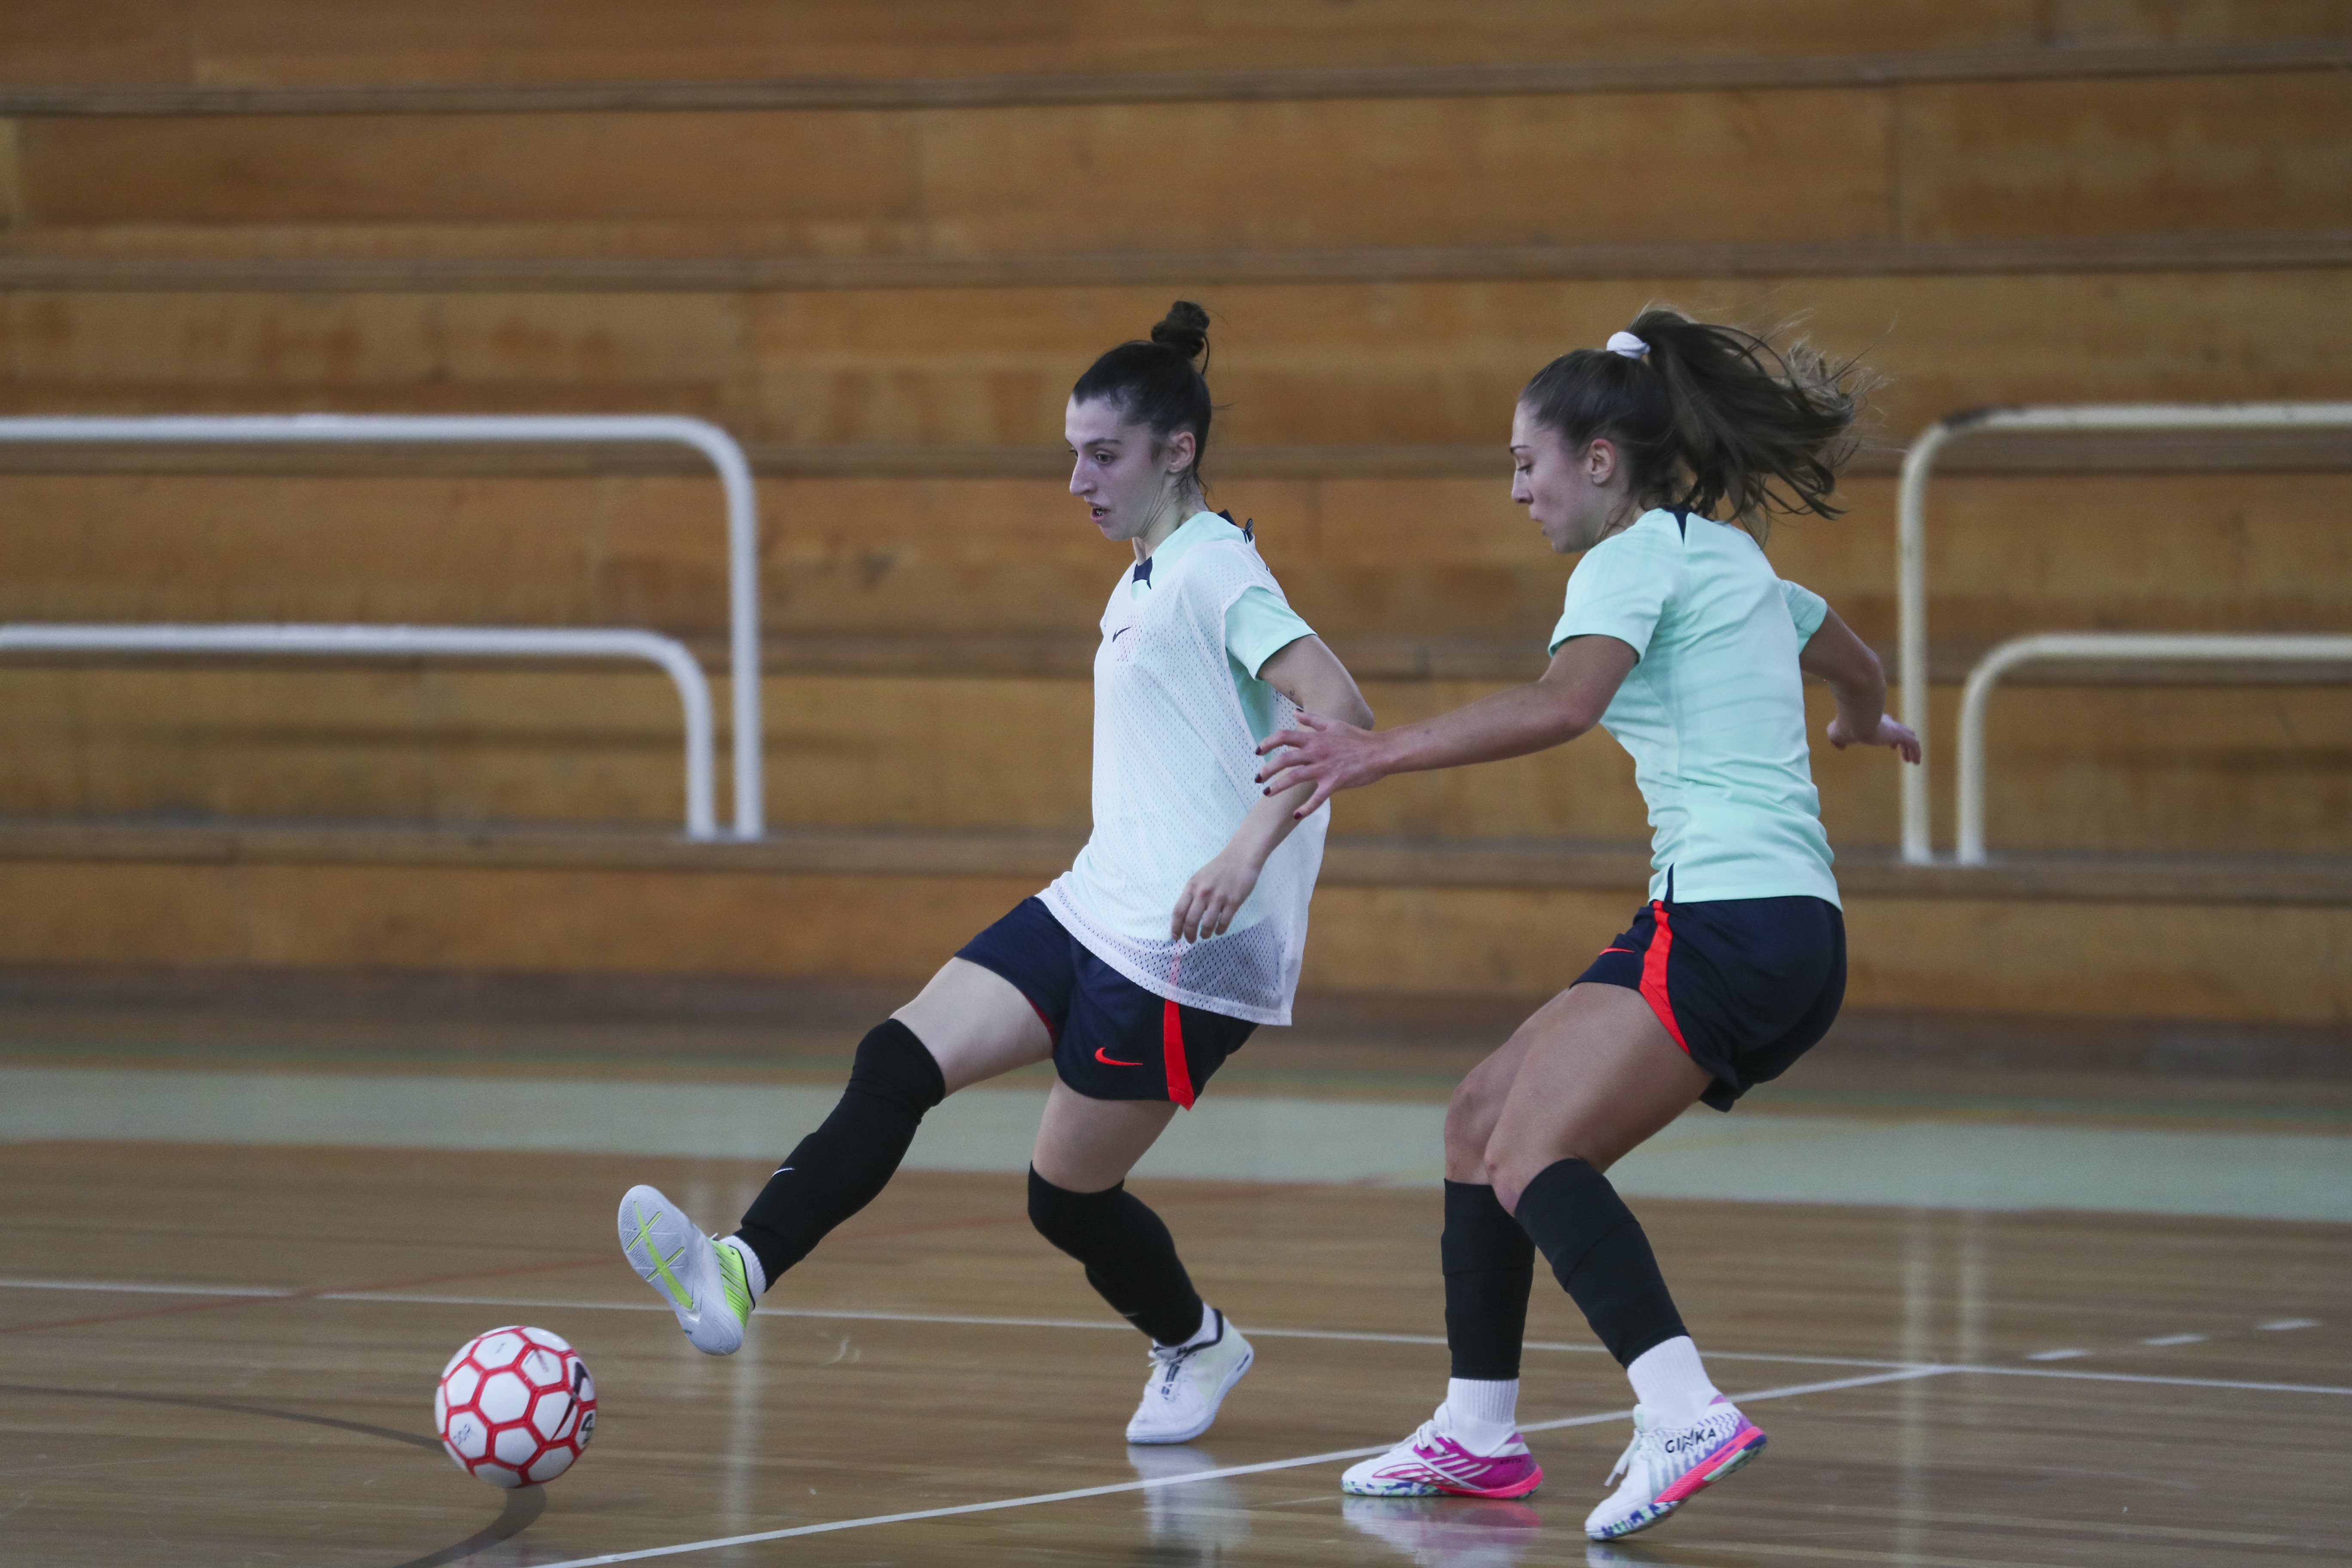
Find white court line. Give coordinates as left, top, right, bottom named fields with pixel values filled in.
left=6, top=1279, right=2346, bottom=1396
left=0, top=1277, right=292, bottom=1298
left=526, top=1366, right=1954, bottom=1568
left=1962, top=1365, right=2352, bottom=1397
left=10, top=1277, right=2346, bottom=1563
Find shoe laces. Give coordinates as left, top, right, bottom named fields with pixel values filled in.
left=1146, top=1338, right=1208, bottom=1391
left=1603, top=1409, right=1657, bottom=1487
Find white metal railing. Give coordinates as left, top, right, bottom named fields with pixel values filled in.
left=1955, top=631, right=2352, bottom=866
left=0, top=414, right=764, bottom=837
left=0, top=623, right=719, bottom=840
left=1896, top=401, right=2352, bottom=863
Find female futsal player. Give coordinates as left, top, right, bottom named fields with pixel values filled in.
left=1257, top=308, right=1918, bottom=1539
left=617, top=302, right=1373, bottom=1446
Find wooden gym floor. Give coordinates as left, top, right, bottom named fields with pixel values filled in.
left=3, top=999, right=2349, bottom=1566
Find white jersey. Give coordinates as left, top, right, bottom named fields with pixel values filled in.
left=1041, top=514, right=1328, bottom=1025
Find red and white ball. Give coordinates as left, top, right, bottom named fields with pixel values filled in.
left=434, top=1325, right=597, bottom=1488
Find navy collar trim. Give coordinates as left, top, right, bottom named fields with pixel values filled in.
left=1132, top=510, right=1255, bottom=586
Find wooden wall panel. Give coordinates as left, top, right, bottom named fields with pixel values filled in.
left=0, top=1, right=189, bottom=91
left=14, top=92, right=1893, bottom=250
left=6, top=0, right=2337, bottom=92
left=5, top=856, right=2342, bottom=1023
left=0, top=120, right=20, bottom=232
left=5, top=471, right=2349, bottom=652
left=16, top=112, right=928, bottom=229
left=3, top=2, right=2043, bottom=92
left=737, top=272, right=2352, bottom=447
left=2042, top=0, right=2351, bottom=46
left=5, top=274, right=2343, bottom=443
left=1, top=659, right=2345, bottom=855
left=1896, top=73, right=2352, bottom=241
left=15, top=73, right=2339, bottom=251
left=0, top=290, right=757, bottom=418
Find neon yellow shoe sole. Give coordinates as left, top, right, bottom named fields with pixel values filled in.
left=619, top=1183, right=749, bottom=1356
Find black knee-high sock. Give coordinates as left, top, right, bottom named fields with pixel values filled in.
left=1443, top=1179, right=1537, bottom=1381
left=1511, top=1157, right=1686, bottom=1366
left=1027, top=1168, right=1204, bottom=1346
left=733, top=1019, right=945, bottom=1286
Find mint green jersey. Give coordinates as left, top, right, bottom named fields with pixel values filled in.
left=1550, top=508, right=1838, bottom=907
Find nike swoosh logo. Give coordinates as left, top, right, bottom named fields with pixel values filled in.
left=1110, top=626, right=1134, bottom=642
left=1094, top=1046, right=1144, bottom=1067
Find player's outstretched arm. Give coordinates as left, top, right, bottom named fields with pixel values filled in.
left=1170, top=636, right=1372, bottom=942
left=1254, top=634, right=1637, bottom=819
left=1800, top=606, right=1922, bottom=763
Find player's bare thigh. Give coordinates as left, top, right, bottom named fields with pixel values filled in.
left=1480, top=982, right=1711, bottom=1210
left=892, top=956, right=1054, bottom=1094
left=1032, top=1084, right=1179, bottom=1193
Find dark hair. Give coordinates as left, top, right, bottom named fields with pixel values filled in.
left=1519, top=306, right=1874, bottom=545
left=1071, top=300, right=1214, bottom=492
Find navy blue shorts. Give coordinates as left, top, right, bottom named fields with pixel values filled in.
left=1576, top=893, right=1845, bottom=1111
left=955, top=897, right=1253, bottom=1107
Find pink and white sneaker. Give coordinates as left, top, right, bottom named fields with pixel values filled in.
left=1583, top=1397, right=1765, bottom=1540
left=1341, top=1413, right=1543, bottom=1499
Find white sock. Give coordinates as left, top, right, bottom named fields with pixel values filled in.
left=1442, top=1377, right=1521, bottom=1455
left=1626, top=1336, right=1721, bottom=1426
left=717, top=1235, right=766, bottom=1300
left=1164, top=1302, right=1219, bottom=1350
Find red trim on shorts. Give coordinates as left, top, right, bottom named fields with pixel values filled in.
left=1638, top=900, right=1691, bottom=1054
left=1162, top=999, right=1197, bottom=1109
left=1023, top=995, right=1058, bottom=1044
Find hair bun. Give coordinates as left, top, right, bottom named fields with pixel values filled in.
left=1148, top=300, right=1210, bottom=363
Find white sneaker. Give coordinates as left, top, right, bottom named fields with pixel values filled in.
left=618, top=1184, right=752, bottom=1357
left=1124, top=1309, right=1253, bottom=1444
left=1583, top=1399, right=1766, bottom=1540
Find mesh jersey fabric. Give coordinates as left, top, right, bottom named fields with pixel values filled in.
left=1041, top=516, right=1328, bottom=1026
left=1549, top=508, right=1840, bottom=907
left=1112, top=511, right=1317, bottom=741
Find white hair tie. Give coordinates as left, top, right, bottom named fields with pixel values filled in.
left=1606, top=331, right=1649, bottom=360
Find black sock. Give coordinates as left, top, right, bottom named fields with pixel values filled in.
left=733, top=1019, right=945, bottom=1286
left=1443, top=1179, right=1537, bottom=1381
left=1027, top=1167, right=1204, bottom=1346
left=1512, top=1157, right=1686, bottom=1366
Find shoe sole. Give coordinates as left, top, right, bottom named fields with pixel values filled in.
left=1341, top=1469, right=1542, bottom=1500
left=1589, top=1424, right=1767, bottom=1540
left=618, top=1185, right=743, bottom=1357
left=1126, top=1344, right=1254, bottom=1445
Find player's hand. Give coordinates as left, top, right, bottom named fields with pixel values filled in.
left=1254, top=710, right=1385, bottom=819
left=1827, top=712, right=1922, bottom=763
left=1170, top=847, right=1262, bottom=943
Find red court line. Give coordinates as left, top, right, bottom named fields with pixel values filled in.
left=0, top=1183, right=1286, bottom=1336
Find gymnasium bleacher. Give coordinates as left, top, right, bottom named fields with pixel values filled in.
left=1, top=0, right=2346, bottom=1047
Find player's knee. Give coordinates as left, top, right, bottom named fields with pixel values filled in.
left=1028, top=1166, right=1120, bottom=1253
left=1444, top=1080, right=1501, bottom=1162
left=849, top=1019, right=947, bottom=1116
left=1482, top=1137, right=1549, bottom=1214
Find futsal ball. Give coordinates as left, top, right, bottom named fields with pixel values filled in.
left=435, top=1325, right=597, bottom=1488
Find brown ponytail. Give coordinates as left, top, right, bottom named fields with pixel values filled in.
left=1519, top=306, right=1876, bottom=545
